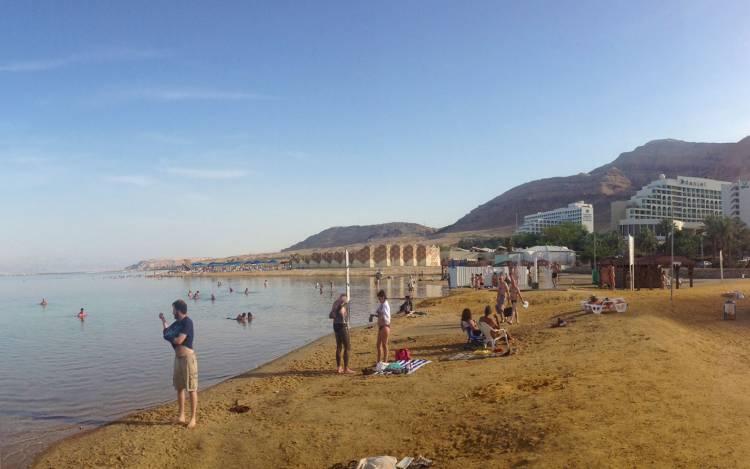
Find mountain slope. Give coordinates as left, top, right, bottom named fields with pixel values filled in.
left=441, top=137, right=750, bottom=233
left=283, top=223, right=436, bottom=252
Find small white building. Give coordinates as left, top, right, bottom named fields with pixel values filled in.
left=517, top=201, right=594, bottom=234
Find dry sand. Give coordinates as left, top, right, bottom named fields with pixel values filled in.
left=34, top=281, right=750, bottom=468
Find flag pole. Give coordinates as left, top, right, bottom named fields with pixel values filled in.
left=345, top=250, right=351, bottom=328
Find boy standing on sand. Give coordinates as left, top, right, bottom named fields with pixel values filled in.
left=159, top=299, right=198, bottom=428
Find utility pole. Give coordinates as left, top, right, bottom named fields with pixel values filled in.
left=670, top=188, right=675, bottom=302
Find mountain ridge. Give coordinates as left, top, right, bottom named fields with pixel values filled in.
left=440, top=136, right=748, bottom=233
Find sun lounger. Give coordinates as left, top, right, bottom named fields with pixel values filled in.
left=582, top=298, right=628, bottom=314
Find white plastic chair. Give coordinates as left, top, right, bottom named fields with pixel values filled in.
left=479, top=321, right=510, bottom=350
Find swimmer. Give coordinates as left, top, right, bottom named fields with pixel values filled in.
left=246, top=312, right=253, bottom=320
left=210, top=294, right=216, bottom=301
left=244, top=288, right=249, bottom=295
left=229, top=287, right=234, bottom=293
left=40, top=298, right=48, bottom=306
left=217, top=281, right=222, bottom=287
left=264, top=280, right=268, bottom=288
left=77, top=308, right=87, bottom=319
left=193, top=291, right=200, bottom=300
left=320, top=285, right=323, bottom=295
left=188, top=290, right=193, bottom=299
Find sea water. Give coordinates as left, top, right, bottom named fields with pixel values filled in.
left=0, top=273, right=444, bottom=468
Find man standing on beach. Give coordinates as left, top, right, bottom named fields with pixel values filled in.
left=159, top=299, right=198, bottom=428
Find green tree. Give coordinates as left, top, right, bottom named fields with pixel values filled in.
left=703, top=214, right=733, bottom=258
left=511, top=232, right=541, bottom=249
left=635, top=229, right=658, bottom=256
left=581, top=231, right=625, bottom=263
left=540, top=222, right=588, bottom=251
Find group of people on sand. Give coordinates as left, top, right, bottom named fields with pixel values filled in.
left=328, top=289, right=392, bottom=374
left=460, top=272, right=525, bottom=342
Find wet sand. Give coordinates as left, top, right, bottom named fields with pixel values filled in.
left=34, top=281, right=750, bottom=468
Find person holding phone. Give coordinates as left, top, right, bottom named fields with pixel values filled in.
left=159, top=299, right=198, bottom=429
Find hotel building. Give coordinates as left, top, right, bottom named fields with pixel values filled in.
left=517, top=201, right=594, bottom=234
left=722, top=180, right=750, bottom=227
left=616, top=174, right=729, bottom=236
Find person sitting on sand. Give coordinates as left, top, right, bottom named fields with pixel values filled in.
left=159, top=299, right=198, bottom=429
left=398, top=295, right=413, bottom=314
left=329, top=294, right=354, bottom=374
left=460, top=308, right=482, bottom=337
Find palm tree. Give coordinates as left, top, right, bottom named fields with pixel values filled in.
left=703, top=214, right=732, bottom=258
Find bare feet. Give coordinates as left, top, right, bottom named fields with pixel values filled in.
left=344, top=368, right=355, bottom=374
left=186, top=419, right=197, bottom=429
left=336, top=367, right=343, bottom=374
left=176, top=415, right=187, bottom=425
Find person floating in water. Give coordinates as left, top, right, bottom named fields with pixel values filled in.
left=77, top=308, right=87, bottom=320
left=40, top=298, right=48, bottom=306
left=159, top=299, right=198, bottom=429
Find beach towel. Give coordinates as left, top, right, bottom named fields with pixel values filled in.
left=371, top=359, right=431, bottom=376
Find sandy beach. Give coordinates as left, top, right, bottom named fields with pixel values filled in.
left=33, top=281, right=750, bottom=468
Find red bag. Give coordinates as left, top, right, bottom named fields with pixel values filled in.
left=395, top=348, right=411, bottom=361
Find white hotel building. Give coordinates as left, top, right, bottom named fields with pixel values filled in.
left=517, top=201, right=594, bottom=234
left=617, top=174, right=729, bottom=236
left=722, top=180, right=750, bottom=227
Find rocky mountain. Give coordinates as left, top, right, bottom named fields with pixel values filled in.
left=441, top=137, right=750, bottom=233
left=283, top=222, right=436, bottom=252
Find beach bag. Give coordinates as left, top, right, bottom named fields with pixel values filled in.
left=395, top=348, right=411, bottom=361
left=503, top=307, right=514, bottom=317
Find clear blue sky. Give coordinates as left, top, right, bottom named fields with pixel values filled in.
left=2, top=0, right=749, bottom=272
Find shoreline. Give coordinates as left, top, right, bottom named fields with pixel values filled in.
left=33, top=281, right=750, bottom=468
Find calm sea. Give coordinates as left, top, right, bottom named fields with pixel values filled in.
left=0, top=273, right=444, bottom=468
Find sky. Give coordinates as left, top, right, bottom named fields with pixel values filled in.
left=1, top=0, right=750, bottom=272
